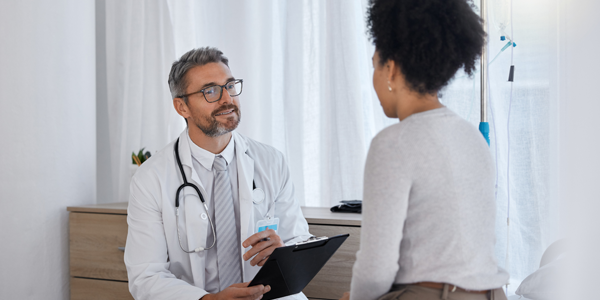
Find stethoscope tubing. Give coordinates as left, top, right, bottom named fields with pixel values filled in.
left=173, top=137, right=266, bottom=253
left=174, top=138, right=217, bottom=253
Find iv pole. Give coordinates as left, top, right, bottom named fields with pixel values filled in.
left=481, top=0, right=513, bottom=292
left=479, top=0, right=490, bottom=145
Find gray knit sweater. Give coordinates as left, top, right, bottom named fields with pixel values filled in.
left=349, top=107, right=509, bottom=300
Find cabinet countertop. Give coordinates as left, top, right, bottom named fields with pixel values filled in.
left=67, top=202, right=361, bottom=226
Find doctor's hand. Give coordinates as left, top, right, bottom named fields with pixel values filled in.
left=242, top=229, right=284, bottom=266
left=201, top=281, right=270, bottom=300
left=339, top=291, right=350, bottom=300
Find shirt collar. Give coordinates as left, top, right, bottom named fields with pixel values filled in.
left=187, top=130, right=236, bottom=171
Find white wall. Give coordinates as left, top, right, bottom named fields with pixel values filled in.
left=0, top=1, right=96, bottom=299
left=559, top=0, right=600, bottom=298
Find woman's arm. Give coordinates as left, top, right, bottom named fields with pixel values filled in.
left=348, top=134, right=412, bottom=300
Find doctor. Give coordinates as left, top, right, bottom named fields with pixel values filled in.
left=124, top=47, right=312, bottom=300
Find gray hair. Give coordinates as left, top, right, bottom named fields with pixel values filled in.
left=168, top=47, right=229, bottom=100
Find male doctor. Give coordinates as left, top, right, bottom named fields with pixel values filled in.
left=124, top=47, right=312, bottom=300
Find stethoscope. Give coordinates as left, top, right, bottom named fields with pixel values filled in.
left=173, top=137, right=266, bottom=253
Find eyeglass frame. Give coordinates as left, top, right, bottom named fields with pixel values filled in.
left=177, top=79, right=244, bottom=103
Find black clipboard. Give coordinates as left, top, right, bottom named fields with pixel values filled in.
left=248, top=234, right=349, bottom=300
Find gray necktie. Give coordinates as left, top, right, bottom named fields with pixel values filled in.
left=213, top=155, right=242, bottom=290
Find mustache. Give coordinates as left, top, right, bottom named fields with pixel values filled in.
left=212, top=104, right=239, bottom=117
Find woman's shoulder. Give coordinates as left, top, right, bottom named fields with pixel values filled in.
left=371, top=108, right=442, bottom=148
left=402, top=107, right=482, bottom=141
left=371, top=107, right=487, bottom=154
left=371, top=122, right=407, bottom=149
left=368, top=121, right=420, bottom=164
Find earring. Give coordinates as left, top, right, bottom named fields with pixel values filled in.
left=387, top=81, right=392, bottom=92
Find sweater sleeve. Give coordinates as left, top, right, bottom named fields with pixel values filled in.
left=349, top=133, right=412, bottom=300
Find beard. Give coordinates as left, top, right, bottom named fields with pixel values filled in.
left=191, top=103, right=241, bottom=137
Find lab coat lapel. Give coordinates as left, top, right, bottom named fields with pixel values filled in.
left=234, top=132, right=254, bottom=279
left=178, top=131, right=208, bottom=193
left=177, top=132, right=208, bottom=286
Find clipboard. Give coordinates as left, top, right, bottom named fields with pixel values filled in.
left=248, top=234, right=349, bottom=300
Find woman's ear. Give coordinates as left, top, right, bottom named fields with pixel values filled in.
left=386, top=59, right=396, bottom=82
left=385, top=59, right=403, bottom=92
left=387, top=59, right=404, bottom=83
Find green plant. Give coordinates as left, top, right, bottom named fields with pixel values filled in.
left=132, top=148, right=152, bottom=166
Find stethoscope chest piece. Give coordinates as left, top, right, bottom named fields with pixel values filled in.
left=252, top=188, right=266, bottom=204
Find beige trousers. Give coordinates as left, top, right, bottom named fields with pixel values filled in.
left=377, top=284, right=508, bottom=300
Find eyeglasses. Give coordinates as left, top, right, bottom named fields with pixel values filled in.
left=178, top=79, right=243, bottom=103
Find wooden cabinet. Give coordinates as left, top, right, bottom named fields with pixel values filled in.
left=68, top=203, right=132, bottom=300
left=71, top=278, right=132, bottom=300
left=67, top=203, right=361, bottom=300
left=70, top=212, right=128, bottom=281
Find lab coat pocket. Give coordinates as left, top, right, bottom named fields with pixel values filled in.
left=253, top=200, right=270, bottom=222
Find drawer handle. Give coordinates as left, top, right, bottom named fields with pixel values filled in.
left=118, top=247, right=125, bottom=252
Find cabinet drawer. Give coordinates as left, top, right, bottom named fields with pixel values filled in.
left=303, top=225, right=361, bottom=300
left=71, top=277, right=133, bottom=300
left=69, top=212, right=128, bottom=281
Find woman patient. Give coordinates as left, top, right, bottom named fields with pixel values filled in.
left=342, top=0, right=509, bottom=299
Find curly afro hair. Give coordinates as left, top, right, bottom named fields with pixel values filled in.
left=367, top=0, right=485, bottom=95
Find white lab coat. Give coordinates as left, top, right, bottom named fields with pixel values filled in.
left=125, top=130, right=312, bottom=300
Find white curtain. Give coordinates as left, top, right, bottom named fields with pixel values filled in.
left=166, top=0, right=393, bottom=207
left=102, top=0, right=558, bottom=296
left=104, top=0, right=185, bottom=203
left=441, top=0, right=560, bottom=294
left=487, top=0, right=560, bottom=294
left=102, top=0, right=391, bottom=206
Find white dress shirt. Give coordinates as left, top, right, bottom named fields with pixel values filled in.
left=187, top=131, right=242, bottom=293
